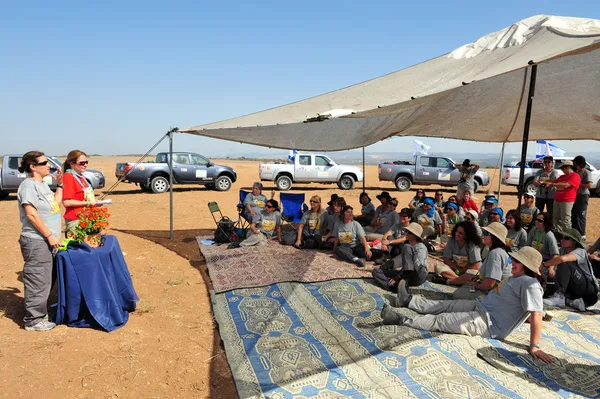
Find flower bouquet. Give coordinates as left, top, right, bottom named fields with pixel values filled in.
left=69, top=207, right=110, bottom=248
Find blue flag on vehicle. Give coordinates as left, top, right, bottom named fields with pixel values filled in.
left=535, top=140, right=566, bottom=159
left=288, top=150, right=298, bottom=162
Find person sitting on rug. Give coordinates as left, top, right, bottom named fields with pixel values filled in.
left=442, top=202, right=463, bottom=237
left=321, top=197, right=346, bottom=249
left=434, top=221, right=482, bottom=286
left=465, top=209, right=483, bottom=237
left=433, top=191, right=446, bottom=214
left=478, top=197, right=498, bottom=227
left=519, top=193, right=539, bottom=232
left=446, top=194, right=466, bottom=217
left=365, top=198, right=400, bottom=241
left=295, top=195, right=326, bottom=249
left=243, top=182, right=274, bottom=220
left=332, top=205, right=372, bottom=267
left=355, top=192, right=376, bottom=227
left=372, top=223, right=428, bottom=290
left=526, top=212, right=559, bottom=265
left=408, top=189, right=426, bottom=210
left=412, top=197, right=442, bottom=239
left=325, top=194, right=340, bottom=214
left=378, top=207, right=413, bottom=265
left=457, top=222, right=511, bottom=299
left=587, top=237, right=600, bottom=278
left=381, top=247, right=553, bottom=364
left=458, top=191, right=479, bottom=213
left=241, top=199, right=282, bottom=247
left=366, top=191, right=392, bottom=234
left=488, top=207, right=504, bottom=224
left=542, top=228, right=599, bottom=311
left=505, top=209, right=527, bottom=252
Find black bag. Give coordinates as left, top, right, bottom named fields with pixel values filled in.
left=214, top=217, right=235, bottom=244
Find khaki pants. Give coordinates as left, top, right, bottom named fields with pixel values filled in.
left=553, top=201, right=574, bottom=233
left=407, top=296, right=491, bottom=337
left=240, top=232, right=268, bottom=247
left=366, top=232, right=384, bottom=241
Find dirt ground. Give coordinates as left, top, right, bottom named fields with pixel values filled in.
left=1, top=156, right=598, bottom=398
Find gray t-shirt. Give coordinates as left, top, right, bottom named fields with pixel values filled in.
left=252, top=210, right=281, bottom=238
left=443, top=238, right=481, bottom=269
left=388, top=222, right=409, bottom=240
left=518, top=204, right=538, bottom=230
left=413, top=207, right=442, bottom=232
left=243, top=193, right=268, bottom=215
left=323, top=211, right=340, bottom=234
left=559, top=247, right=598, bottom=287
left=506, top=228, right=527, bottom=252
left=527, top=229, right=559, bottom=261
left=361, top=202, right=376, bottom=217
left=479, top=248, right=511, bottom=281
left=18, top=178, right=62, bottom=240
left=477, top=274, right=543, bottom=340
left=333, top=220, right=366, bottom=248
left=535, top=169, right=560, bottom=199
left=478, top=209, right=490, bottom=227
left=376, top=210, right=400, bottom=234
left=300, top=210, right=325, bottom=238
left=577, top=169, right=593, bottom=196
left=458, top=166, right=477, bottom=191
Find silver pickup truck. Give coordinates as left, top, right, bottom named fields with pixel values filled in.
left=0, top=154, right=106, bottom=200
left=259, top=153, right=363, bottom=190
left=378, top=154, right=490, bottom=192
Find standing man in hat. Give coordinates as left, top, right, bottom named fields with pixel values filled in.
left=533, top=155, right=559, bottom=216
left=547, top=160, right=580, bottom=234
left=571, top=155, right=593, bottom=239
left=456, top=159, right=480, bottom=201
left=381, top=247, right=553, bottom=363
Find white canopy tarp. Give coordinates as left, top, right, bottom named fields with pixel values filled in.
left=180, top=15, right=600, bottom=151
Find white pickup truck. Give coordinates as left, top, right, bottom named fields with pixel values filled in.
left=259, top=153, right=363, bottom=191
left=502, top=157, right=600, bottom=195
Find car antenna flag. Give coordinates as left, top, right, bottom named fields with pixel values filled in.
left=535, top=140, right=566, bottom=159
left=413, top=139, right=430, bottom=157
left=288, top=150, right=298, bottom=163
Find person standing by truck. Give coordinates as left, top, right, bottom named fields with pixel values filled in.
left=532, top=155, right=559, bottom=216
left=17, top=151, right=63, bottom=331
left=547, top=160, right=580, bottom=235
left=62, top=150, right=96, bottom=235
left=571, top=155, right=593, bottom=239
left=456, top=159, right=480, bottom=201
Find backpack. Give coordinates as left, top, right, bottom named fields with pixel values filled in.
left=214, top=217, right=235, bottom=244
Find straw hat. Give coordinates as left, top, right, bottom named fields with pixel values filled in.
left=405, top=223, right=423, bottom=241
left=559, top=228, right=585, bottom=248
left=509, top=247, right=542, bottom=275
left=560, top=160, right=574, bottom=168
left=482, top=222, right=507, bottom=243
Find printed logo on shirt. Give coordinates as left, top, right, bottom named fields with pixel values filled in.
left=338, top=232, right=353, bottom=245
left=520, top=213, right=533, bottom=224
left=452, top=254, right=469, bottom=268
left=493, top=279, right=508, bottom=294
left=505, top=237, right=515, bottom=248
left=308, top=216, right=319, bottom=230
left=83, top=186, right=95, bottom=202
left=379, top=215, right=387, bottom=227
left=254, top=199, right=265, bottom=208
left=45, top=193, right=60, bottom=214
left=262, top=219, right=275, bottom=232
left=532, top=241, right=543, bottom=253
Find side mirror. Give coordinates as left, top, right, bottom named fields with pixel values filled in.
left=207, top=162, right=214, bottom=167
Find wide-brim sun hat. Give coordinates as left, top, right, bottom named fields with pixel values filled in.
left=559, top=227, right=585, bottom=248
left=482, top=222, right=508, bottom=243
left=327, top=194, right=340, bottom=205
left=484, top=198, right=499, bottom=205
left=467, top=209, right=479, bottom=220
left=509, top=246, right=542, bottom=275
left=560, top=160, right=574, bottom=168
left=405, top=223, right=423, bottom=241
left=376, top=191, right=392, bottom=201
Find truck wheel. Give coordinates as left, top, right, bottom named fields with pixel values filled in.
left=150, top=176, right=169, bottom=193
left=140, top=183, right=152, bottom=192
left=338, top=175, right=355, bottom=190
left=0, top=191, right=8, bottom=200
left=473, top=180, right=480, bottom=193
left=215, top=176, right=232, bottom=192
left=276, top=175, right=292, bottom=191
left=395, top=176, right=412, bottom=191
left=524, top=180, right=536, bottom=196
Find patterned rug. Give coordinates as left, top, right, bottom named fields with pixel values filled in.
left=211, top=279, right=600, bottom=398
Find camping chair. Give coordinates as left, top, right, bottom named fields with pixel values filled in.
left=236, top=189, right=252, bottom=230
left=208, top=202, right=235, bottom=243
left=279, top=193, right=308, bottom=231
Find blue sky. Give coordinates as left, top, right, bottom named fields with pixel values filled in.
left=2, top=1, right=599, bottom=159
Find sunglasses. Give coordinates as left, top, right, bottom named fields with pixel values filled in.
left=399, top=213, right=409, bottom=217
left=391, top=203, right=398, bottom=207
left=535, top=218, right=544, bottom=223
left=436, top=193, right=443, bottom=197
left=483, top=231, right=491, bottom=237
left=524, top=195, right=533, bottom=199
left=265, top=205, right=274, bottom=209
left=34, top=160, right=49, bottom=166
left=490, top=212, right=499, bottom=216
left=77, top=161, right=89, bottom=166
left=310, top=200, right=319, bottom=203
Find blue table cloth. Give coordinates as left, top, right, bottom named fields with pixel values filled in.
left=56, top=235, right=139, bottom=331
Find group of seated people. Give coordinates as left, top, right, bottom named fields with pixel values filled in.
left=237, top=182, right=600, bottom=314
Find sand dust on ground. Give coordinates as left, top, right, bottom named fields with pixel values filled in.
left=1, top=155, right=598, bottom=398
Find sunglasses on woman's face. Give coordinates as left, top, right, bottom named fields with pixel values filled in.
left=77, top=161, right=89, bottom=166
left=536, top=218, right=544, bottom=223
left=265, top=205, right=274, bottom=209
left=491, top=212, right=499, bottom=216
left=391, top=203, right=398, bottom=207
left=34, top=160, right=49, bottom=166
left=310, top=200, right=319, bottom=203
left=483, top=231, right=491, bottom=237
left=436, top=193, right=443, bottom=196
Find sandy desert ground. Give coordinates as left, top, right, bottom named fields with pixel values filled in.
left=1, top=155, right=598, bottom=398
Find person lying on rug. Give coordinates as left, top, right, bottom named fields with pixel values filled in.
left=321, top=197, right=345, bottom=249
left=412, top=197, right=443, bottom=239
left=240, top=199, right=282, bottom=247
left=453, top=222, right=511, bottom=300
left=381, top=247, right=553, bottom=364
left=376, top=207, right=412, bottom=265
left=542, top=228, right=599, bottom=312
left=294, top=195, right=326, bottom=250
left=332, top=205, right=372, bottom=267
left=372, top=223, right=428, bottom=290
left=433, top=222, right=482, bottom=286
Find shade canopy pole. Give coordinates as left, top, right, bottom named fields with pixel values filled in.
left=362, top=147, right=366, bottom=191
left=497, top=142, right=506, bottom=202
left=168, top=127, right=178, bottom=240
left=517, top=62, right=538, bottom=210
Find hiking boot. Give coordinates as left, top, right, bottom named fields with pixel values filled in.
left=543, top=292, right=566, bottom=308
left=568, top=297, right=586, bottom=312
left=381, top=303, right=408, bottom=325
left=430, top=275, right=448, bottom=285
left=354, top=258, right=366, bottom=268
left=381, top=259, right=395, bottom=270
left=24, top=319, right=56, bottom=332
left=394, top=280, right=412, bottom=308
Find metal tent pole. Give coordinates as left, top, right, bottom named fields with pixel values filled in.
left=168, top=128, right=177, bottom=240
left=517, top=62, right=538, bottom=209
left=497, top=142, right=506, bottom=202
left=362, top=146, right=366, bottom=191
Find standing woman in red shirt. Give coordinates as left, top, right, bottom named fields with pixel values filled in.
left=62, top=150, right=96, bottom=235
left=547, top=160, right=580, bottom=234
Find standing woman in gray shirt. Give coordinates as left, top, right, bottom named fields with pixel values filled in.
left=533, top=155, right=559, bottom=216
left=17, top=151, right=63, bottom=331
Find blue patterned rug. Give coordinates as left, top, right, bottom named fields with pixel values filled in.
left=211, top=279, right=600, bottom=398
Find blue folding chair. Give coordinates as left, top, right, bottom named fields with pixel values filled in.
left=236, top=189, right=252, bottom=229
left=279, top=193, right=308, bottom=229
